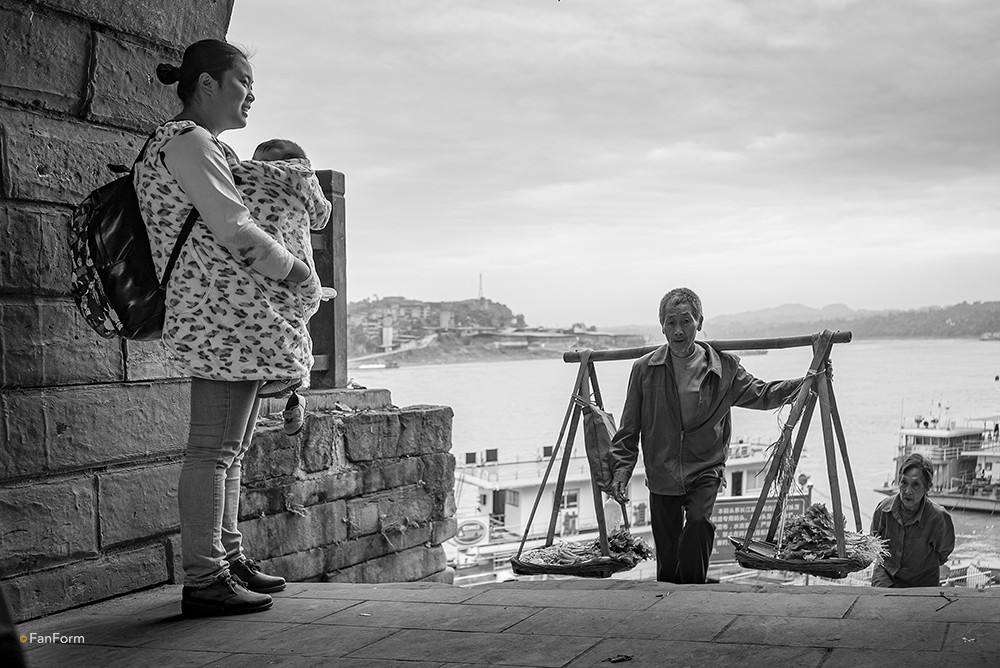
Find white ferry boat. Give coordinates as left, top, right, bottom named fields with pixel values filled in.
left=875, top=413, right=1000, bottom=513
left=446, top=439, right=814, bottom=585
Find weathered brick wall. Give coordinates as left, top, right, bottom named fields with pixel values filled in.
left=0, top=0, right=458, bottom=622
left=240, top=404, right=457, bottom=585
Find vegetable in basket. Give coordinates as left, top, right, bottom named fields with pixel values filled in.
left=778, top=503, right=888, bottom=566
left=520, top=529, right=654, bottom=569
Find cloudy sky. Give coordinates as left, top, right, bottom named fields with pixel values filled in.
left=225, top=0, right=999, bottom=327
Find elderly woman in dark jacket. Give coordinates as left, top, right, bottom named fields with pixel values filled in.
left=871, top=453, right=955, bottom=587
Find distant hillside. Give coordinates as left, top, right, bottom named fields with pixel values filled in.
left=604, top=301, right=1000, bottom=341
left=709, top=303, right=884, bottom=326
left=704, top=301, right=1000, bottom=340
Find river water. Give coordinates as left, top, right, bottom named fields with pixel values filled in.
left=351, top=337, right=1000, bottom=567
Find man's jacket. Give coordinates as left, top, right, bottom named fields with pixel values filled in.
left=610, top=341, right=804, bottom=496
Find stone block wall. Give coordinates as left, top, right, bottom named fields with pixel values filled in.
left=240, top=404, right=456, bottom=585
left=0, top=0, right=458, bottom=622
left=0, top=0, right=233, bottom=622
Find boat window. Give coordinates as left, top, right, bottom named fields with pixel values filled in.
left=731, top=471, right=744, bottom=497
left=542, top=445, right=554, bottom=458
left=507, top=490, right=519, bottom=507
left=634, top=502, right=647, bottom=526
left=559, top=489, right=579, bottom=509
left=464, top=452, right=476, bottom=465
left=484, top=449, right=498, bottom=463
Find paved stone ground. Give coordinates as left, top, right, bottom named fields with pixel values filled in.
left=12, top=579, right=1000, bottom=667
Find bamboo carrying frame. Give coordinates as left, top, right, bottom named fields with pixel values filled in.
left=510, top=330, right=861, bottom=579
left=510, top=349, right=635, bottom=577
left=727, top=329, right=872, bottom=578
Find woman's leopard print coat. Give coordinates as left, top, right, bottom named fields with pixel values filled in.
left=134, top=121, right=322, bottom=382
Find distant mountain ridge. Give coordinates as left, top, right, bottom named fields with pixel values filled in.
left=604, top=301, right=1000, bottom=341
left=708, top=303, right=886, bottom=325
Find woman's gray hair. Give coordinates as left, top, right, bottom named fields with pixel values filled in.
left=899, top=452, right=934, bottom=489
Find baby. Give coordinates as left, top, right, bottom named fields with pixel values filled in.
left=234, top=138, right=335, bottom=435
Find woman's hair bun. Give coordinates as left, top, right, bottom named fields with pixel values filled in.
left=155, top=63, right=181, bottom=85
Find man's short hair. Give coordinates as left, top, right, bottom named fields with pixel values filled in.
left=659, top=288, right=703, bottom=325
left=899, top=453, right=933, bottom=489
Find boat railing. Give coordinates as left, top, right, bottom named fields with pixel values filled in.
left=459, top=457, right=593, bottom=484
left=941, top=564, right=993, bottom=589
left=899, top=443, right=970, bottom=462
left=488, top=514, right=516, bottom=541
left=458, top=452, right=650, bottom=484
left=978, top=440, right=1000, bottom=454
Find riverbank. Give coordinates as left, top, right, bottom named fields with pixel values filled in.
left=349, top=342, right=569, bottom=368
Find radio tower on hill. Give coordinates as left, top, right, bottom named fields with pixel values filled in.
left=478, top=273, right=484, bottom=302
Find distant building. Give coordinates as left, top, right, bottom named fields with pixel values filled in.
left=575, top=331, right=647, bottom=349
left=381, top=315, right=394, bottom=351
left=474, top=329, right=578, bottom=349
left=347, top=296, right=646, bottom=353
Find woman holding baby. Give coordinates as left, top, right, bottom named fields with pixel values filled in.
left=135, top=39, right=317, bottom=616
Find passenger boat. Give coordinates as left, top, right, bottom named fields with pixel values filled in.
left=446, top=439, right=814, bottom=585
left=355, top=360, right=400, bottom=370
left=874, top=412, right=1000, bottom=513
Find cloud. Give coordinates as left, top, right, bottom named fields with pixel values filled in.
left=227, top=0, right=1000, bottom=325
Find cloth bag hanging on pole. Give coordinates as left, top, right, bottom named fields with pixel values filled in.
left=572, top=350, right=619, bottom=497
left=574, top=396, right=618, bottom=495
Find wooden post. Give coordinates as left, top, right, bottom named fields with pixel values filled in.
left=310, top=170, right=348, bottom=388
left=828, top=380, right=864, bottom=532
left=585, top=362, right=612, bottom=557
left=740, top=330, right=833, bottom=548
left=816, top=368, right=847, bottom=558
left=547, top=401, right=584, bottom=545
left=766, top=391, right=818, bottom=543
left=515, top=357, right=589, bottom=557
left=546, top=352, right=596, bottom=545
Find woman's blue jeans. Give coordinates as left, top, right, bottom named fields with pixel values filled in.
left=178, top=377, right=262, bottom=586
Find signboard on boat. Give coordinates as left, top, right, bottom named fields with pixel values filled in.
left=711, top=494, right=810, bottom=563
left=453, top=517, right=490, bottom=547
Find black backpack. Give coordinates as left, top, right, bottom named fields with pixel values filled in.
left=70, top=136, right=199, bottom=341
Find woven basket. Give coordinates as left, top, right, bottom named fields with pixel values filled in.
left=509, top=555, right=634, bottom=579
left=728, top=537, right=871, bottom=580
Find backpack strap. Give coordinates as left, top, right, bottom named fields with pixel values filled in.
left=132, top=125, right=200, bottom=292
left=160, top=206, right=200, bottom=290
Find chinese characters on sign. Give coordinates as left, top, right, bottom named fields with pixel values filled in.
left=711, top=494, right=809, bottom=563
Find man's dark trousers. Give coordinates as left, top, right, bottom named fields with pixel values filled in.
left=650, top=476, right=720, bottom=583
